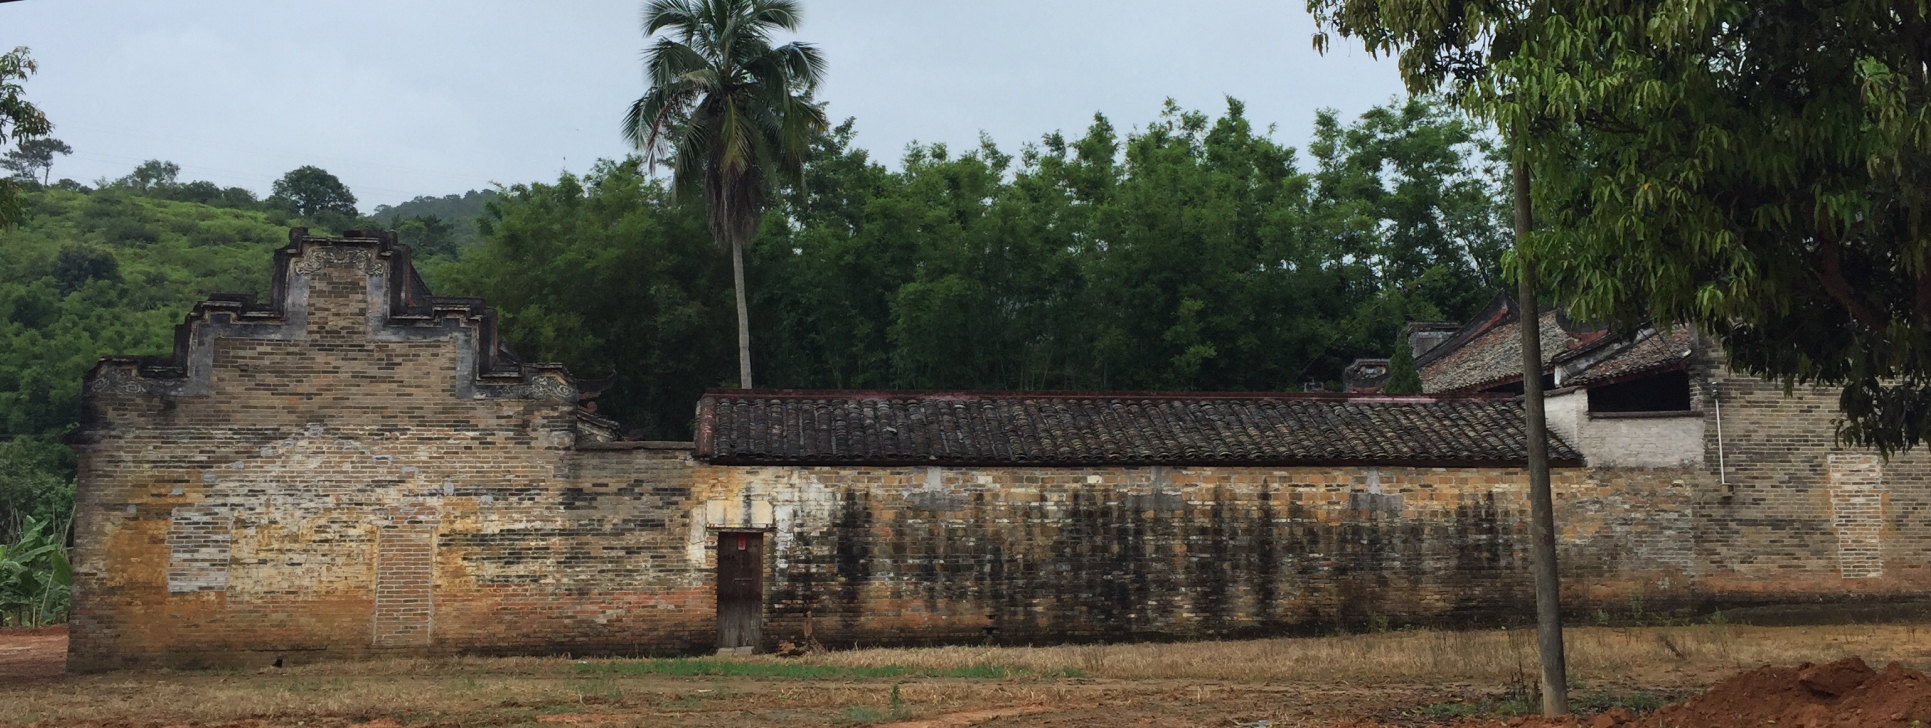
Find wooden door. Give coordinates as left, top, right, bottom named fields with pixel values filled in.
left=716, top=531, right=763, bottom=652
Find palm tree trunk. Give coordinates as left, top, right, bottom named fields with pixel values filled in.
left=1514, top=128, right=1568, bottom=717
left=732, top=235, right=753, bottom=389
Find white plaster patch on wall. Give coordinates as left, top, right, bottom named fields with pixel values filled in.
left=687, top=504, right=710, bottom=565
left=167, top=506, right=233, bottom=593
left=1827, top=453, right=1885, bottom=579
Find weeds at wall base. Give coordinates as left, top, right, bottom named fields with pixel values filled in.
left=574, top=657, right=1083, bottom=680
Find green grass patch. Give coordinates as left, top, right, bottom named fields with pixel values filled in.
left=576, top=658, right=1080, bottom=680
left=1571, top=690, right=1672, bottom=714
left=836, top=705, right=887, bottom=724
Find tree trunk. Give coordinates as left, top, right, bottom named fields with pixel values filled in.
left=732, top=235, right=753, bottom=389
left=1514, top=133, right=1568, bottom=717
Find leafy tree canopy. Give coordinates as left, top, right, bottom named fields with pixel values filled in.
left=269, top=165, right=359, bottom=221
left=1385, top=333, right=1423, bottom=394
left=2, top=137, right=71, bottom=184
left=1314, top=0, right=1931, bottom=453
left=372, top=190, right=499, bottom=256
left=437, top=97, right=1508, bottom=433
left=0, top=47, right=52, bottom=228
left=625, top=0, right=831, bottom=389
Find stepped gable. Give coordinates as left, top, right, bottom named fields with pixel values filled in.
left=78, top=228, right=575, bottom=405
left=695, top=389, right=1584, bottom=467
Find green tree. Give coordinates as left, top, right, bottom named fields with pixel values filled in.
left=395, top=214, right=458, bottom=259
left=52, top=244, right=120, bottom=294
left=110, top=160, right=180, bottom=194
left=0, top=47, right=52, bottom=228
left=373, top=190, right=498, bottom=252
left=1309, top=0, right=1571, bottom=714
left=2, top=137, right=70, bottom=184
left=1478, top=1, right=1931, bottom=454
left=269, top=165, right=359, bottom=219
left=1385, top=334, right=1422, bottom=394
left=623, top=0, right=829, bottom=389
left=430, top=160, right=733, bottom=437
left=0, top=436, right=71, bottom=543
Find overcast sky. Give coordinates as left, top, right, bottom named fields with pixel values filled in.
left=5, top=1, right=1408, bottom=209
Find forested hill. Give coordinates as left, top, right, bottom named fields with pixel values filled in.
left=0, top=187, right=287, bottom=531
left=372, top=189, right=498, bottom=253
left=0, top=95, right=1509, bottom=532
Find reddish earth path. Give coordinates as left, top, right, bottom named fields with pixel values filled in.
left=0, top=626, right=66, bottom=684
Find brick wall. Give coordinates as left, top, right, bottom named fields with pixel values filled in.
left=1691, top=358, right=1931, bottom=603
left=69, top=235, right=713, bottom=670
left=686, top=462, right=1697, bottom=649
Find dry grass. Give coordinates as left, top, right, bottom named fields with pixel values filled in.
left=4, top=622, right=1929, bottom=726
left=790, top=622, right=1931, bottom=686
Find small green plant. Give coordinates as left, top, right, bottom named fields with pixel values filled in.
left=838, top=705, right=885, bottom=724
left=1707, top=609, right=1728, bottom=626
left=0, top=515, right=71, bottom=626
left=571, top=678, right=623, bottom=704
left=1405, top=701, right=1482, bottom=719
left=888, top=683, right=906, bottom=718
left=1571, top=690, right=1673, bottom=715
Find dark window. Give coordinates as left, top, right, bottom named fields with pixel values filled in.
left=1588, top=370, right=1692, bottom=413
left=1483, top=374, right=1556, bottom=396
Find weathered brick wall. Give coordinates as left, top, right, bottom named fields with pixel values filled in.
left=1691, top=359, right=1931, bottom=603
left=69, top=235, right=716, bottom=670
left=687, top=462, right=1697, bottom=649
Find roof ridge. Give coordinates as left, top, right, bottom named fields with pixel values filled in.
left=704, top=388, right=1516, bottom=402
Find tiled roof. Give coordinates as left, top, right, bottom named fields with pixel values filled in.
left=1562, top=327, right=1696, bottom=388
left=695, top=390, right=1583, bottom=467
left=1414, top=290, right=1704, bottom=395
left=1420, top=308, right=1571, bottom=394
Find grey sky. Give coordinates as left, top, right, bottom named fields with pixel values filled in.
left=5, top=1, right=1407, bottom=209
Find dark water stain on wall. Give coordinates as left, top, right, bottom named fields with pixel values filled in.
left=834, top=488, right=872, bottom=637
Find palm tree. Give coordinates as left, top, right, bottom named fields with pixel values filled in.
left=625, top=0, right=827, bottom=389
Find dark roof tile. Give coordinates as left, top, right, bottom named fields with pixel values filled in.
left=696, top=390, right=1582, bottom=467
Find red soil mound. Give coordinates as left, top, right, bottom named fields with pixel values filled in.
left=1341, top=657, right=1931, bottom=728
left=1629, top=657, right=1929, bottom=728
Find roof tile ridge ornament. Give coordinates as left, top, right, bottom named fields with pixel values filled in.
left=78, top=228, right=578, bottom=413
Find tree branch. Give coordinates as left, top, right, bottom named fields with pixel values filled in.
left=1918, top=266, right=1931, bottom=332
left=1815, top=233, right=1885, bottom=330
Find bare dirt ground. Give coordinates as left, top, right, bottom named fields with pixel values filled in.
left=0, top=626, right=64, bottom=686
left=3, top=622, right=1929, bottom=728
